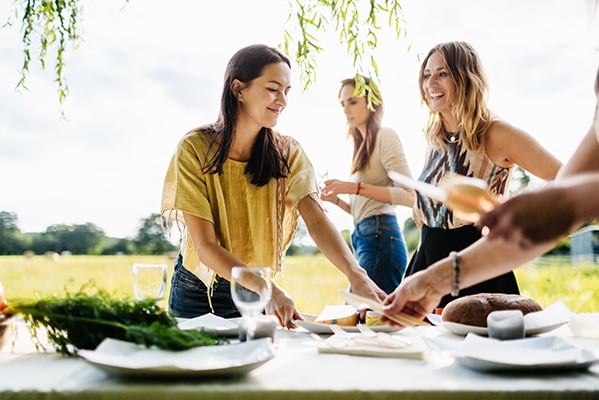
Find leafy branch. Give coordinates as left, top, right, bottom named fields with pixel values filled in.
left=9, top=0, right=82, bottom=116
left=282, top=0, right=407, bottom=109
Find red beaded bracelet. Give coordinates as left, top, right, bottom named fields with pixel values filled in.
left=356, top=182, right=362, bottom=195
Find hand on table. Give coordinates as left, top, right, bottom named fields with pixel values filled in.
left=266, top=284, right=302, bottom=329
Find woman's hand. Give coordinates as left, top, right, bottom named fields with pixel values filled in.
left=265, top=284, right=302, bottom=329
left=322, top=179, right=359, bottom=196
left=381, top=271, right=444, bottom=325
left=477, top=184, right=578, bottom=249
left=347, top=269, right=386, bottom=302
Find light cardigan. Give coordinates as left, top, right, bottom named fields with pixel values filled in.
left=350, top=127, right=413, bottom=224
left=161, top=129, right=318, bottom=291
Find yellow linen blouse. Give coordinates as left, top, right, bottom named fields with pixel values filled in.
left=161, top=129, right=319, bottom=291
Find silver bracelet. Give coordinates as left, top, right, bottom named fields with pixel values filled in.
left=450, top=251, right=460, bottom=297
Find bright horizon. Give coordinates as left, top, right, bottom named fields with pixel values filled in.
left=1, top=0, right=598, bottom=239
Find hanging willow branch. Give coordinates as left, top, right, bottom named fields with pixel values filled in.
left=12, top=0, right=81, bottom=112
left=282, top=0, right=407, bottom=109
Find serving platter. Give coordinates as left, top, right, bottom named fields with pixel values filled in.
left=426, top=302, right=572, bottom=337
left=294, top=314, right=401, bottom=334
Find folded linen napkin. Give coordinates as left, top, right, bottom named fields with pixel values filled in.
left=316, top=325, right=426, bottom=359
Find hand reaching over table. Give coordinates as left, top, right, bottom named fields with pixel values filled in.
left=381, top=271, right=445, bottom=325
left=266, top=284, right=302, bottom=329
left=477, top=175, right=597, bottom=249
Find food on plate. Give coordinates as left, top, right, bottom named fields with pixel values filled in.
left=442, top=293, right=542, bottom=327
left=365, top=311, right=385, bottom=326
left=315, top=304, right=358, bottom=326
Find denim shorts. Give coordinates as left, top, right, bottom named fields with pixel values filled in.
left=351, top=214, right=407, bottom=294
left=168, top=255, right=241, bottom=319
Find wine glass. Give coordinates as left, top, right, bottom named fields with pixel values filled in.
left=230, top=266, right=272, bottom=341
left=132, top=263, right=167, bottom=301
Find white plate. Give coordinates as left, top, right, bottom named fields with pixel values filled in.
left=294, top=314, right=401, bottom=334
left=177, top=314, right=241, bottom=337
left=78, top=337, right=274, bottom=378
left=453, top=335, right=599, bottom=372
left=426, top=302, right=571, bottom=337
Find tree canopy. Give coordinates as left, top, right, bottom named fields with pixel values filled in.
left=7, top=0, right=405, bottom=113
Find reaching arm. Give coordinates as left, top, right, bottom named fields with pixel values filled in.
left=298, top=195, right=386, bottom=302
left=382, top=236, right=556, bottom=321
left=478, top=118, right=599, bottom=248
left=183, top=212, right=300, bottom=328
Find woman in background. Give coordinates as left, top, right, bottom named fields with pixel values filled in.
left=320, top=76, right=415, bottom=294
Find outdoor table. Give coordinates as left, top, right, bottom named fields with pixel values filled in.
left=1, top=322, right=598, bottom=400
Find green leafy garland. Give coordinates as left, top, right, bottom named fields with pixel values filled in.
left=4, top=285, right=228, bottom=356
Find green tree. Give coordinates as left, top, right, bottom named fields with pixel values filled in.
left=133, top=213, right=176, bottom=255
left=8, top=0, right=405, bottom=112
left=101, top=238, right=135, bottom=255
left=44, top=222, right=105, bottom=254
left=402, top=217, right=420, bottom=253
left=0, top=211, right=27, bottom=255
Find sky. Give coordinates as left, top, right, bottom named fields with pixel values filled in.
left=1, top=0, right=598, bottom=239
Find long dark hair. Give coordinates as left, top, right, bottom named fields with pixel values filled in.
left=201, top=44, right=291, bottom=186
left=339, top=76, right=384, bottom=174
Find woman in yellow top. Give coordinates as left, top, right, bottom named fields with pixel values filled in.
left=161, top=44, right=385, bottom=328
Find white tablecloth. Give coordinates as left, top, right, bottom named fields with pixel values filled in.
left=1, top=322, right=598, bottom=400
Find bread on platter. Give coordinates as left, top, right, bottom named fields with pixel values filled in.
left=315, top=304, right=358, bottom=326
left=441, top=293, right=542, bottom=327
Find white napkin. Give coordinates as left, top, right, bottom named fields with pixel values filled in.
left=316, top=326, right=426, bottom=359
left=177, top=313, right=239, bottom=335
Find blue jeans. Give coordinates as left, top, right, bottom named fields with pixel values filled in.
left=168, top=255, right=241, bottom=319
left=351, top=214, right=407, bottom=294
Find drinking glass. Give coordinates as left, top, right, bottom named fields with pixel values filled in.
left=132, top=263, right=168, bottom=301
left=230, top=266, right=272, bottom=341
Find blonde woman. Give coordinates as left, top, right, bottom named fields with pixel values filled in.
left=404, top=41, right=562, bottom=308
left=320, top=76, right=415, bottom=294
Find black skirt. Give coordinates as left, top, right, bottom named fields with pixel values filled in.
left=405, top=224, right=520, bottom=308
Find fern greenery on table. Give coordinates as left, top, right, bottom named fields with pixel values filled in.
left=3, top=283, right=227, bottom=356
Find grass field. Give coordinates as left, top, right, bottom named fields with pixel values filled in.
left=0, top=255, right=597, bottom=314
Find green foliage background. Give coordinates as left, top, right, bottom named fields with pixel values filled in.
left=1, top=255, right=597, bottom=315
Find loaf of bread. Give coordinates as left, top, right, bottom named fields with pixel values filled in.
left=315, top=305, right=358, bottom=326
left=442, top=293, right=542, bottom=327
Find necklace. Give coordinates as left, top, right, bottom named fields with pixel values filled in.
left=446, top=131, right=459, bottom=143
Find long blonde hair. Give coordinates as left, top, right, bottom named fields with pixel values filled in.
left=339, top=76, right=384, bottom=174
left=419, top=41, right=492, bottom=151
